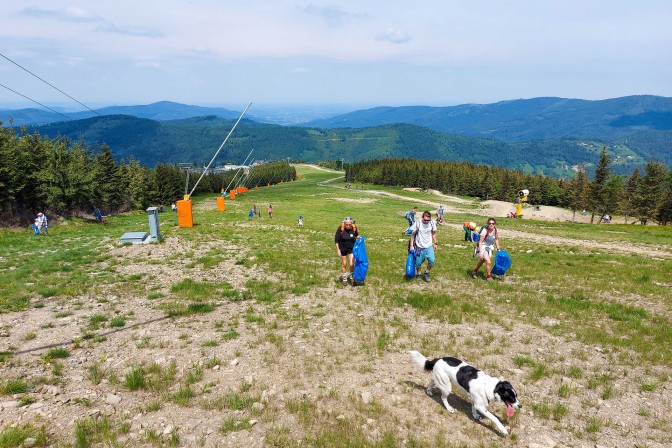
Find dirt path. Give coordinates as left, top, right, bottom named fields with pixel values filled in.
left=315, top=172, right=671, bottom=259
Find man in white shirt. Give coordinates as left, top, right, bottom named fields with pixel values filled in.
left=409, top=210, right=437, bottom=282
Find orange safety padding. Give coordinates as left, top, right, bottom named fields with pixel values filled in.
left=177, top=200, right=193, bottom=228
left=230, top=190, right=236, bottom=200
left=216, top=197, right=226, bottom=211
left=255, top=185, right=258, bottom=190
left=267, top=183, right=270, bottom=187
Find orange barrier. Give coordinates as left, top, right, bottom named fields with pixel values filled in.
left=255, top=185, right=258, bottom=190
left=177, top=200, right=193, bottom=227
left=267, top=183, right=270, bottom=187
left=230, top=190, right=236, bottom=200
left=216, top=197, right=226, bottom=211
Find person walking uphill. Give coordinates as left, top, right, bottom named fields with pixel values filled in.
left=472, top=218, right=501, bottom=281
left=335, top=217, right=359, bottom=286
left=409, top=210, right=437, bottom=282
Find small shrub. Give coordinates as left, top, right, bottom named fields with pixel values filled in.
left=45, top=348, right=70, bottom=360
left=124, top=365, right=146, bottom=390
left=110, top=317, right=126, bottom=328
left=1, top=378, right=30, bottom=395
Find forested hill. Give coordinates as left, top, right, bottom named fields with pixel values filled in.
left=23, top=114, right=667, bottom=176
left=306, top=95, right=672, bottom=142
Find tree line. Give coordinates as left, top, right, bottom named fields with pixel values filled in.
left=0, top=127, right=296, bottom=225
left=346, top=151, right=672, bottom=225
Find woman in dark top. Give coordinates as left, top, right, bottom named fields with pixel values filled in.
left=335, top=217, right=359, bottom=285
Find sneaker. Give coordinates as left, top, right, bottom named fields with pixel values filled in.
left=471, top=271, right=477, bottom=279
left=486, top=275, right=493, bottom=281
left=341, top=274, right=348, bottom=286
left=347, top=274, right=354, bottom=285
left=423, top=271, right=431, bottom=282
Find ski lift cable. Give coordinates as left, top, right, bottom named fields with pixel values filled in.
left=0, top=82, right=73, bottom=122
left=222, top=149, right=254, bottom=195
left=188, top=102, right=252, bottom=199
left=0, top=52, right=102, bottom=117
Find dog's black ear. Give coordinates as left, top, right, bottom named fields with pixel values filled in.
left=494, top=381, right=516, bottom=402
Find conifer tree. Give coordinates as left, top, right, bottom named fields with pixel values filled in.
left=656, top=169, right=672, bottom=226
left=569, top=166, right=591, bottom=221
left=590, top=147, right=611, bottom=223
left=639, top=161, right=667, bottom=225
left=622, top=168, right=642, bottom=223
left=93, top=145, right=125, bottom=213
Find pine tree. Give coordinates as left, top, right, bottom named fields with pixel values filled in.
left=656, top=169, right=672, bottom=226
left=590, top=147, right=611, bottom=223
left=622, top=168, right=643, bottom=223
left=93, top=145, right=125, bottom=213
left=569, top=166, right=591, bottom=221
left=639, top=161, right=667, bottom=225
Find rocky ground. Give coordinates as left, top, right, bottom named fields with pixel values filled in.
left=1, top=178, right=671, bottom=447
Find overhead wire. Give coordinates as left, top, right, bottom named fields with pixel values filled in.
left=0, top=51, right=102, bottom=117
left=0, top=82, right=73, bottom=121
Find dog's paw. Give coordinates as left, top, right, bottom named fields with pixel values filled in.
left=472, top=412, right=481, bottom=420
left=445, top=406, right=456, bottom=414
left=425, top=388, right=433, bottom=397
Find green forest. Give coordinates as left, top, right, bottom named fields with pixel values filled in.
left=0, top=126, right=295, bottom=225
left=2, top=123, right=671, bottom=226
left=346, top=152, right=672, bottom=225
left=21, top=114, right=670, bottom=177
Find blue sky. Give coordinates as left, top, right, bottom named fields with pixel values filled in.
left=1, top=1, right=671, bottom=110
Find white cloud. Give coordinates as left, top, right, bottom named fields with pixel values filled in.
left=296, top=3, right=364, bottom=27
left=375, top=28, right=411, bottom=44
left=290, top=67, right=309, bottom=74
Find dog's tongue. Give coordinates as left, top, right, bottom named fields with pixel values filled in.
left=506, top=404, right=515, bottom=418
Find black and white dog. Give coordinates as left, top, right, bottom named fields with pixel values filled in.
left=410, top=351, right=522, bottom=435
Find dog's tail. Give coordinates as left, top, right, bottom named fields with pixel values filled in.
left=410, top=350, right=436, bottom=371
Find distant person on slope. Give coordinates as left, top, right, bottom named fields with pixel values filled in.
left=436, top=205, right=445, bottom=225
left=471, top=218, right=501, bottom=281
left=268, top=204, right=273, bottom=219
left=403, top=206, right=418, bottom=234
left=335, top=217, right=359, bottom=286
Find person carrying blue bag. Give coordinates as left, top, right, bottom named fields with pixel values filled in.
left=335, top=217, right=360, bottom=286
left=409, top=210, right=437, bottom=282
left=471, top=218, right=501, bottom=280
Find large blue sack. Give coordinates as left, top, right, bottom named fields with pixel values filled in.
left=405, top=250, right=416, bottom=278
left=491, top=250, right=512, bottom=276
left=352, top=236, right=369, bottom=282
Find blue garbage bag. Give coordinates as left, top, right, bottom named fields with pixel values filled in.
left=491, top=250, right=512, bottom=276
left=352, top=236, right=369, bottom=282
left=32, top=224, right=39, bottom=235
left=405, top=249, right=416, bottom=278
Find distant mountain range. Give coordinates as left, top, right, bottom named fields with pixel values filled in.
left=306, top=95, right=672, bottom=142
left=3, top=95, right=671, bottom=177
left=0, top=101, right=354, bottom=126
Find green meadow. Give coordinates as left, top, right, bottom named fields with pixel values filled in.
left=0, top=165, right=671, bottom=447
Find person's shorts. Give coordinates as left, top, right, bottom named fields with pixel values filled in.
left=415, top=246, right=435, bottom=268
left=340, top=248, right=353, bottom=256
left=479, top=244, right=494, bottom=259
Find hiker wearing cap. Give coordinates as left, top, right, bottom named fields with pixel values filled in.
left=409, top=211, right=437, bottom=282
left=471, top=218, right=500, bottom=281
left=335, top=217, right=359, bottom=285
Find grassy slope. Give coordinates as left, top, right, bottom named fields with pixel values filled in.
left=1, top=166, right=671, bottom=446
